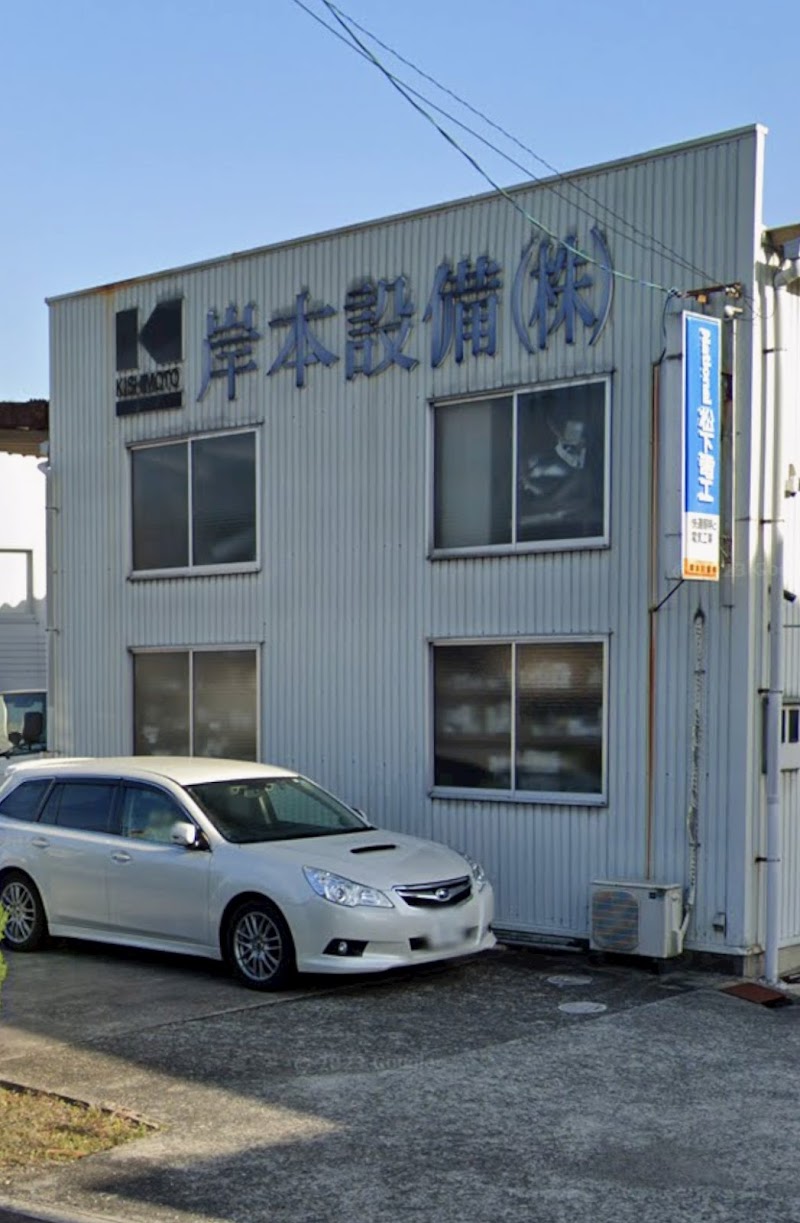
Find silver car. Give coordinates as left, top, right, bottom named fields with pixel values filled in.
left=0, top=757, right=495, bottom=989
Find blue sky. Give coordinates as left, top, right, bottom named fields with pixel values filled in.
left=1, top=0, right=798, bottom=401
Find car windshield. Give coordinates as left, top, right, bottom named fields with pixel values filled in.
left=186, top=776, right=372, bottom=843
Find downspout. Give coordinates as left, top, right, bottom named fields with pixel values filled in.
left=646, top=295, right=681, bottom=881
left=646, top=362, right=660, bottom=880
left=764, top=257, right=797, bottom=984
left=678, top=606, right=705, bottom=944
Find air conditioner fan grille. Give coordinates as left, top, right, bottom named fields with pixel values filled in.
left=591, top=888, right=639, bottom=952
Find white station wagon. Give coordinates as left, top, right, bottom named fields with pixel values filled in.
left=0, top=757, right=495, bottom=989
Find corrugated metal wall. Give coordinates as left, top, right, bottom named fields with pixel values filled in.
left=48, top=127, right=768, bottom=949
left=776, top=253, right=800, bottom=945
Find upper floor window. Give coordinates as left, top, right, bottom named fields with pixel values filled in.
left=131, top=430, right=257, bottom=574
left=433, top=379, right=609, bottom=554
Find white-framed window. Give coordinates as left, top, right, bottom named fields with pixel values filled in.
left=130, top=429, right=257, bottom=575
left=0, top=549, right=34, bottom=616
left=432, top=638, right=606, bottom=801
left=432, top=378, right=610, bottom=555
left=782, top=703, right=800, bottom=771
left=132, top=647, right=259, bottom=760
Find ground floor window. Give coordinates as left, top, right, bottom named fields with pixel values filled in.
left=433, top=639, right=605, bottom=799
left=133, top=648, right=258, bottom=760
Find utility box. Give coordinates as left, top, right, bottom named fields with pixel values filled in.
left=590, top=881, right=684, bottom=958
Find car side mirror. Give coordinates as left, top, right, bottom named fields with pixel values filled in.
left=171, top=821, right=202, bottom=848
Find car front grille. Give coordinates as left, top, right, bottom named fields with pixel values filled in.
left=394, top=875, right=472, bottom=908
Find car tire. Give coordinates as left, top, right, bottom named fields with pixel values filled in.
left=0, top=871, right=47, bottom=952
left=224, top=898, right=296, bottom=991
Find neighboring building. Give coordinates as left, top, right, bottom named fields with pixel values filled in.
left=0, top=577, right=46, bottom=693
left=0, top=433, right=48, bottom=695
left=0, top=399, right=48, bottom=458
left=46, top=125, right=800, bottom=973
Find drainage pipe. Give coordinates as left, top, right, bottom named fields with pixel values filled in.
left=764, top=262, right=794, bottom=984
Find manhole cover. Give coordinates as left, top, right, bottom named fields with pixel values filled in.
left=547, top=974, right=594, bottom=988
left=558, top=1001, right=608, bottom=1016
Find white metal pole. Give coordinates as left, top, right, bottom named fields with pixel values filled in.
left=764, top=270, right=789, bottom=986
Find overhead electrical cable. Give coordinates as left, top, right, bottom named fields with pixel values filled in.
left=294, top=0, right=703, bottom=284
left=302, top=0, right=680, bottom=297
left=324, top=1, right=720, bottom=287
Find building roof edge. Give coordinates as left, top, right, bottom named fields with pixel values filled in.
left=46, top=124, right=766, bottom=306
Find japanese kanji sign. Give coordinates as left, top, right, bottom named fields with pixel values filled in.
left=180, top=227, right=614, bottom=402
left=198, top=304, right=260, bottom=401
left=423, top=257, right=502, bottom=366
left=345, top=277, right=417, bottom=378
left=682, top=312, right=721, bottom=581
left=511, top=227, right=613, bottom=353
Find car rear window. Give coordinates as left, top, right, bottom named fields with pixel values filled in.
left=0, top=778, right=51, bottom=822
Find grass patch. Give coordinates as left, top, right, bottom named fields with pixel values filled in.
left=0, top=1082, right=152, bottom=1170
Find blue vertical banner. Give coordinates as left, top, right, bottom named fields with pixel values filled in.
left=682, top=312, right=722, bottom=581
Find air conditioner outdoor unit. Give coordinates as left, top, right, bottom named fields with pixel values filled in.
left=590, top=881, right=684, bottom=959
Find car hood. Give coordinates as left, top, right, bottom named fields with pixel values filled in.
left=233, top=829, right=471, bottom=888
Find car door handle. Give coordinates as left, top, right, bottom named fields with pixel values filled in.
left=111, top=851, right=132, bottom=864
left=31, top=837, right=50, bottom=849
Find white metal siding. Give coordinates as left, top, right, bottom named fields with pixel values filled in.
left=48, top=128, right=767, bottom=948
left=776, top=253, right=800, bottom=943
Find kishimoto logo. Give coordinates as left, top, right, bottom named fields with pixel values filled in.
left=115, top=298, right=183, bottom=417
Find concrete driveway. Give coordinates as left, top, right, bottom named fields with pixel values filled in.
left=1, top=939, right=799, bottom=1223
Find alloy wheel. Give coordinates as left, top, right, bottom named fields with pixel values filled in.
left=232, top=909, right=284, bottom=984
left=2, top=880, right=38, bottom=946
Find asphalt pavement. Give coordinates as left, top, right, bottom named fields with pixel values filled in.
left=1, top=939, right=799, bottom=1223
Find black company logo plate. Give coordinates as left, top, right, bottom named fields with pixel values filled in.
left=115, top=299, right=183, bottom=417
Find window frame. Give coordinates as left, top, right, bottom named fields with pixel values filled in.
left=131, top=644, right=261, bottom=759
left=781, top=702, right=800, bottom=771
left=429, top=376, right=611, bottom=559
left=429, top=635, right=608, bottom=805
left=0, top=548, right=36, bottom=618
left=128, top=426, right=260, bottom=579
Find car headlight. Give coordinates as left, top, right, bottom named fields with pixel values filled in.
left=303, top=867, right=394, bottom=908
left=463, top=854, right=488, bottom=891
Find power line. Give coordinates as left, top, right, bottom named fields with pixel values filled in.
left=306, top=0, right=681, bottom=298
left=324, top=1, right=720, bottom=287
left=295, top=0, right=705, bottom=284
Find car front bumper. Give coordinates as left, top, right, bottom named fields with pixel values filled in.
left=291, top=884, right=496, bottom=974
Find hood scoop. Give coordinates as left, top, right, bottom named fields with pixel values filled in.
left=350, top=843, right=397, bottom=854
